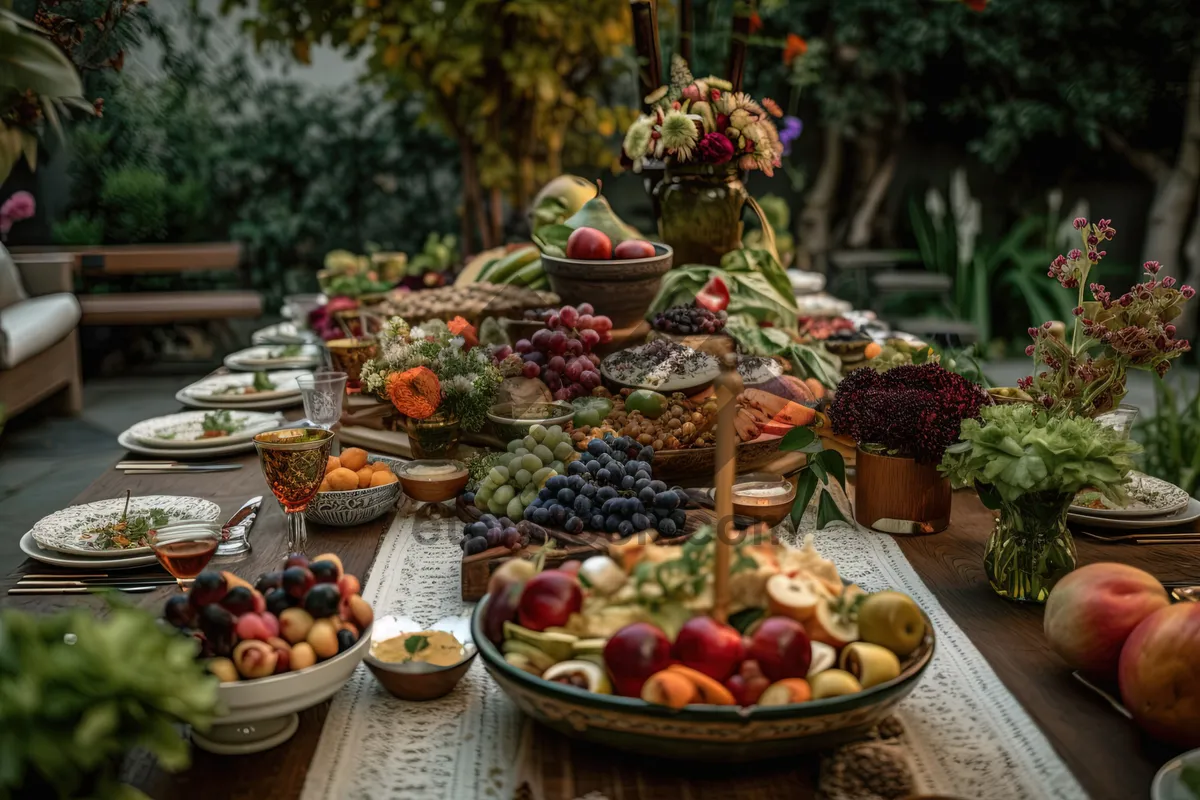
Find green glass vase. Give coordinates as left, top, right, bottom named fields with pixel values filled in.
left=654, top=163, right=747, bottom=265
left=983, top=491, right=1077, bottom=603
left=404, top=411, right=461, bottom=459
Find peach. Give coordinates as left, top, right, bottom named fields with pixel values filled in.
left=370, top=461, right=390, bottom=472
left=641, top=670, right=701, bottom=709
left=232, top=639, right=278, bottom=678
left=326, top=468, right=359, bottom=491
left=370, top=470, right=398, bottom=487
left=279, top=607, right=315, bottom=644
left=356, top=466, right=375, bottom=488
left=235, top=612, right=278, bottom=642
left=1044, top=563, right=1169, bottom=676
left=339, top=447, right=368, bottom=471
left=326, top=455, right=341, bottom=472
left=759, top=678, right=812, bottom=706
left=290, top=641, right=317, bottom=671
left=1119, top=603, right=1200, bottom=748
left=307, top=618, right=340, bottom=659
left=318, top=478, right=332, bottom=493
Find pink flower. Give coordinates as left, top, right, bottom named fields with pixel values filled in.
left=696, top=132, right=735, bottom=165
left=1067, top=249, right=1082, bottom=261
left=1144, top=260, right=1162, bottom=274
left=1163, top=276, right=1177, bottom=288
left=1073, top=217, right=1089, bottom=230
left=1183, top=286, right=1196, bottom=299
left=682, top=84, right=702, bottom=103
left=0, top=191, right=35, bottom=239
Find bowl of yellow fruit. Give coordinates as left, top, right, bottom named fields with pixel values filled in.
left=305, top=447, right=402, bottom=526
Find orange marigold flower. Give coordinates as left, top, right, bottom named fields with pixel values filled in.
left=761, top=97, right=784, bottom=118
left=783, top=34, right=808, bottom=66
left=447, top=315, right=479, bottom=349
left=387, top=367, right=441, bottom=420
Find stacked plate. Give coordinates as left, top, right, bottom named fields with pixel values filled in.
left=175, top=370, right=310, bottom=411
left=22, top=495, right=222, bottom=570
left=118, top=409, right=283, bottom=459
left=224, top=344, right=324, bottom=372
left=251, top=322, right=321, bottom=346
left=1069, top=472, right=1200, bottom=530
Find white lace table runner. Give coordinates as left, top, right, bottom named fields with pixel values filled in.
left=302, top=513, right=1086, bottom=800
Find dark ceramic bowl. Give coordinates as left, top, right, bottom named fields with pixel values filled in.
left=364, top=615, right=477, bottom=701
left=472, top=595, right=935, bottom=761
left=540, top=244, right=673, bottom=328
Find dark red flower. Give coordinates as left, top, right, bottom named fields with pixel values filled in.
left=696, top=132, right=735, bottom=165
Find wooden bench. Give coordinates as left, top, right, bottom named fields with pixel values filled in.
left=78, top=291, right=263, bottom=326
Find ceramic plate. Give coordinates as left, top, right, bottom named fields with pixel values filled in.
left=118, top=428, right=259, bottom=459
left=175, top=390, right=304, bottom=411
left=225, top=345, right=324, bottom=372
left=31, top=495, right=222, bottom=557
left=600, top=342, right=720, bottom=394
left=1068, top=495, right=1200, bottom=530
left=128, top=410, right=283, bottom=449
left=251, top=322, right=321, bottom=346
left=20, top=531, right=159, bottom=570
left=1151, top=747, right=1200, bottom=800
left=1071, top=472, right=1191, bottom=518
left=180, top=370, right=309, bottom=403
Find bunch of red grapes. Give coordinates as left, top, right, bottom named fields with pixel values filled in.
left=496, top=303, right=614, bottom=402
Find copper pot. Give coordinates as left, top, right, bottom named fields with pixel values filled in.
left=854, top=447, right=951, bottom=535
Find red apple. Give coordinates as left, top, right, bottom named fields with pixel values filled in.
left=673, top=616, right=745, bottom=681
left=613, top=239, right=656, bottom=260
left=1119, top=603, right=1200, bottom=748
left=517, top=570, right=582, bottom=632
left=747, top=616, right=812, bottom=682
left=603, top=622, right=672, bottom=697
left=725, top=659, right=770, bottom=706
left=1044, top=562, right=1170, bottom=676
left=566, top=227, right=613, bottom=260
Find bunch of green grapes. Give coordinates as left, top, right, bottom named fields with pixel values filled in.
left=474, top=424, right=579, bottom=520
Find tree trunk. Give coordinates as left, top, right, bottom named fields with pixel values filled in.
left=459, top=137, right=494, bottom=251
left=797, top=125, right=843, bottom=273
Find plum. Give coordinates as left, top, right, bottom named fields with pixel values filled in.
left=232, top=639, right=278, bottom=679
left=312, top=552, right=344, bottom=579
left=189, top=571, right=228, bottom=608
left=282, top=566, right=315, bottom=599
left=220, top=586, right=257, bottom=616
left=336, top=628, right=358, bottom=653
left=284, top=553, right=310, bottom=570
left=307, top=618, right=339, bottom=659
left=164, top=594, right=195, bottom=628
left=264, top=588, right=292, bottom=617
left=198, top=604, right=237, bottom=657
left=255, top=570, right=284, bottom=594
left=279, top=607, right=315, bottom=644
left=309, top=560, right=340, bottom=584
left=484, top=582, right=524, bottom=645
left=304, top=584, right=342, bottom=619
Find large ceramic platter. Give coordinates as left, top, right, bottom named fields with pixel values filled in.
left=1068, top=495, right=1200, bottom=530
left=1071, top=472, right=1190, bottom=519
left=31, top=495, right=222, bottom=557
left=601, top=341, right=720, bottom=395
left=118, top=428, right=258, bottom=459
left=225, top=344, right=324, bottom=372
left=251, top=322, right=321, bottom=346
left=179, top=370, right=309, bottom=403
left=20, top=531, right=159, bottom=570
left=128, top=410, right=283, bottom=449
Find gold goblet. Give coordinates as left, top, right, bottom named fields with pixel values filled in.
left=254, top=427, right=334, bottom=558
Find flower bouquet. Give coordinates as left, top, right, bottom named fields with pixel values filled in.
left=361, top=317, right=501, bottom=457
left=828, top=364, right=992, bottom=534
left=1023, top=216, right=1193, bottom=416
left=941, top=404, right=1140, bottom=602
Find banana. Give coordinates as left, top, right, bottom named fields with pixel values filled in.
left=483, top=246, right=539, bottom=284
left=508, top=259, right=545, bottom=286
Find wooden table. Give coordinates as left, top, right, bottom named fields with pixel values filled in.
left=3, top=455, right=1194, bottom=800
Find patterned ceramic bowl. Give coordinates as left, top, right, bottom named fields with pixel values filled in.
left=305, top=454, right=403, bottom=527
left=471, top=596, right=935, bottom=762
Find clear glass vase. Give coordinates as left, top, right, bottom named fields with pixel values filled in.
left=653, top=163, right=747, bottom=265
left=405, top=411, right=461, bottom=459
left=983, top=491, right=1077, bottom=603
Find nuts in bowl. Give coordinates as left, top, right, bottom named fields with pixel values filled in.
left=306, top=449, right=403, bottom=526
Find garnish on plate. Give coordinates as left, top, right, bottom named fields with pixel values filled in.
left=270, top=344, right=303, bottom=359
left=85, top=490, right=170, bottom=550
left=214, top=372, right=275, bottom=395
left=201, top=410, right=245, bottom=438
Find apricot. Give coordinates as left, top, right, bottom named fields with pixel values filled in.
left=307, top=618, right=340, bottom=659
left=370, top=461, right=390, bottom=472
left=207, top=657, right=238, bottom=683
left=221, top=571, right=255, bottom=594
left=326, top=467, right=359, bottom=491
left=290, top=641, right=317, bottom=671
left=641, top=670, right=701, bottom=708
left=326, top=455, right=341, bottom=472
left=279, top=607, right=315, bottom=644
left=346, top=593, right=374, bottom=630
left=339, top=447, right=369, bottom=471
left=666, top=664, right=737, bottom=705
left=319, top=478, right=332, bottom=493
left=369, top=470, right=398, bottom=487
left=232, top=639, right=278, bottom=679
left=356, top=466, right=376, bottom=488
left=337, top=574, right=362, bottom=598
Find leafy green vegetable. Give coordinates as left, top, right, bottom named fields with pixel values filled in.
left=252, top=371, right=274, bottom=392
left=725, top=315, right=843, bottom=390
left=201, top=410, right=244, bottom=436
left=940, top=404, right=1141, bottom=503
left=647, top=249, right=798, bottom=327
left=0, top=605, right=217, bottom=798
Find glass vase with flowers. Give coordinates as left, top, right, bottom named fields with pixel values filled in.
left=828, top=363, right=993, bottom=534
left=941, top=404, right=1140, bottom=602
left=1023, top=216, right=1193, bottom=416
left=361, top=316, right=501, bottom=458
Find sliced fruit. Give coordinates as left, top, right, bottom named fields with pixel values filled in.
left=571, top=638, right=608, bottom=656
left=641, top=670, right=702, bottom=709
left=665, top=664, right=737, bottom=705
left=759, top=678, right=813, bottom=706
left=542, top=660, right=612, bottom=693
left=503, top=621, right=578, bottom=662
left=504, top=652, right=542, bottom=676
left=807, top=597, right=860, bottom=649
left=809, top=669, right=863, bottom=699
left=766, top=573, right=824, bottom=622
left=502, top=639, right=557, bottom=672
left=695, top=276, right=730, bottom=313
left=762, top=402, right=818, bottom=436
left=807, top=641, right=837, bottom=677
left=839, top=642, right=901, bottom=689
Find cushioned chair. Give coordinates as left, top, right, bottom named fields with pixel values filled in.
left=0, top=247, right=82, bottom=418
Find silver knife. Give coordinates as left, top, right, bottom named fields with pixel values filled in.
left=8, top=585, right=159, bottom=595
left=216, top=496, right=262, bottom=556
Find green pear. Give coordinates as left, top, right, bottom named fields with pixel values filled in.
left=562, top=180, right=642, bottom=245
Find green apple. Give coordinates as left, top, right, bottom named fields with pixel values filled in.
left=857, top=591, right=926, bottom=658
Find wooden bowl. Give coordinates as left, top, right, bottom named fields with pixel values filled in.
left=396, top=459, right=469, bottom=503
left=731, top=475, right=796, bottom=525
left=540, top=244, right=673, bottom=328
left=652, top=435, right=784, bottom=482
left=364, top=615, right=477, bottom=701
left=472, top=598, right=935, bottom=761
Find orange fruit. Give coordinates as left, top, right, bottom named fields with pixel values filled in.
left=370, top=470, right=398, bottom=487
left=370, top=461, right=391, bottom=472
left=339, top=447, right=369, bottom=471
left=318, top=478, right=332, bottom=493
left=864, top=342, right=882, bottom=360
left=326, top=456, right=341, bottom=473
left=356, top=467, right=375, bottom=488
left=326, top=467, right=360, bottom=491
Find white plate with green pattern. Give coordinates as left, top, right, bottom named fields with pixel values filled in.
left=128, top=410, right=283, bottom=449
left=1071, top=472, right=1191, bottom=519
left=30, top=495, right=222, bottom=557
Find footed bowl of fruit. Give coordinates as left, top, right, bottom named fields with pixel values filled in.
left=541, top=242, right=673, bottom=328
left=471, top=534, right=936, bottom=761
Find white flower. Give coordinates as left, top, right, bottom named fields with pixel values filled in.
left=449, top=375, right=475, bottom=393
left=450, top=336, right=465, bottom=350
left=410, top=325, right=427, bottom=341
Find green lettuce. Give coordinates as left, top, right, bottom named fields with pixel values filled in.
left=646, top=248, right=798, bottom=328
left=725, top=315, right=843, bottom=390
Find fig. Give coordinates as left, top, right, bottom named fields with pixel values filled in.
left=207, top=657, right=238, bottom=683
left=221, top=586, right=257, bottom=616
left=232, top=639, right=278, bottom=679
left=255, top=570, right=285, bottom=594
left=309, top=560, right=340, bottom=584
left=264, top=587, right=293, bottom=616
left=282, top=566, right=315, bottom=599
left=290, top=641, right=317, bottom=671
left=304, top=584, right=343, bottom=619
left=164, top=594, right=195, bottom=628
left=279, top=607, right=315, bottom=644
left=307, top=618, right=339, bottom=659
left=189, top=571, right=228, bottom=608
